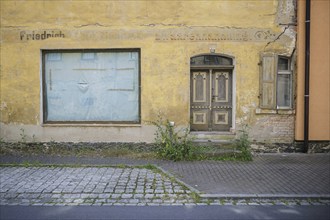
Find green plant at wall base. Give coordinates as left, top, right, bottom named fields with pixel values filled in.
left=152, top=116, right=194, bottom=161
left=234, top=125, right=253, bottom=161
left=32, top=134, right=37, bottom=143
left=19, top=128, right=27, bottom=143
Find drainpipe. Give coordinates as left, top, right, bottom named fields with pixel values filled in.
left=304, top=0, right=311, bottom=153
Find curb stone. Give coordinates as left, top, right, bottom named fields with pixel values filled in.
left=200, top=193, right=330, bottom=200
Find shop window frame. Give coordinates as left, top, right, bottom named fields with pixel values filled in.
left=41, top=48, right=141, bottom=124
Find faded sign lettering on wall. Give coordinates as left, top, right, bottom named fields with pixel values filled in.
left=5, top=28, right=277, bottom=43
left=20, top=30, right=65, bottom=41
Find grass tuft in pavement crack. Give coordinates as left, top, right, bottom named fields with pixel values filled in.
left=190, top=191, right=201, bottom=203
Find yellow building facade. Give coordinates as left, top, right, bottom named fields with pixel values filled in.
left=1, top=1, right=299, bottom=146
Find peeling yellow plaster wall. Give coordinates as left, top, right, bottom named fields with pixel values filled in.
left=1, top=1, right=278, bottom=28
left=0, top=43, right=41, bottom=124
left=0, top=0, right=296, bottom=142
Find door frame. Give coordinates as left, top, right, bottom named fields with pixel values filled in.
left=189, top=53, right=236, bottom=133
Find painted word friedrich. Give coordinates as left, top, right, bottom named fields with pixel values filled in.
left=20, top=30, right=65, bottom=41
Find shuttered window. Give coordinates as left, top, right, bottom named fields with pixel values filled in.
left=42, top=49, right=140, bottom=123
left=259, top=53, right=292, bottom=109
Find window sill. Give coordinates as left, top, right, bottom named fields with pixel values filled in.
left=255, top=108, right=295, bottom=115
left=41, top=123, right=142, bottom=127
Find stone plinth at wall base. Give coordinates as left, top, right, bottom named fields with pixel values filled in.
left=0, top=142, right=157, bottom=153
left=1, top=141, right=328, bottom=154
left=250, top=143, right=301, bottom=153
left=251, top=141, right=330, bottom=153
left=299, top=141, right=330, bottom=153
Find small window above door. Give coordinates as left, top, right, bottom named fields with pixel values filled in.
left=190, top=54, right=233, bottom=66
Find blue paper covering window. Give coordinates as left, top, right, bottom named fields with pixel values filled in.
left=44, top=51, right=139, bottom=122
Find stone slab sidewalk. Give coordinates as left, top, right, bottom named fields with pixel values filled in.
left=159, top=154, right=330, bottom=198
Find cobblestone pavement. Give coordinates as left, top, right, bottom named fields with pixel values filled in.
left=0, top=166, right=194, bottom=206
left=1, top=166, right=330, bottom=206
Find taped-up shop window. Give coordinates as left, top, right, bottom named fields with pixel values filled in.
left=43, top=50, right=140, bottom=123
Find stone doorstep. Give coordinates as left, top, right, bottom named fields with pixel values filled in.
left=189, top=132, right=236, bottom=141
left=189, top=132, right=236, bottom=149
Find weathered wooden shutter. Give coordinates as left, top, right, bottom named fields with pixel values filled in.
left=259, top=53, right=277, bottom=109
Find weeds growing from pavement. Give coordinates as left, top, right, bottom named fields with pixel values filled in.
left=190, top=191, right=201, bottom=203
left=233, top=125, right=253, bottom=161
left=151, top=115, right=195, bottom=161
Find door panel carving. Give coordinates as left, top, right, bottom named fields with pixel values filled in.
left=193, top=111, right=207, bottom=124
left=191, top=70, right=232, bottom=131
left=193, top=72, right=207, bottom=102
left=214, top=111, right=228, bottom=125
left=215, top=72, right=229, bottom=102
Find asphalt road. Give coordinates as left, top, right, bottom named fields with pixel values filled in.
left=1, top=205, right=329, bottom=220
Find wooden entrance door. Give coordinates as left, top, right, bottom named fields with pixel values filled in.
left=190, top=69, right=232, bottom=131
